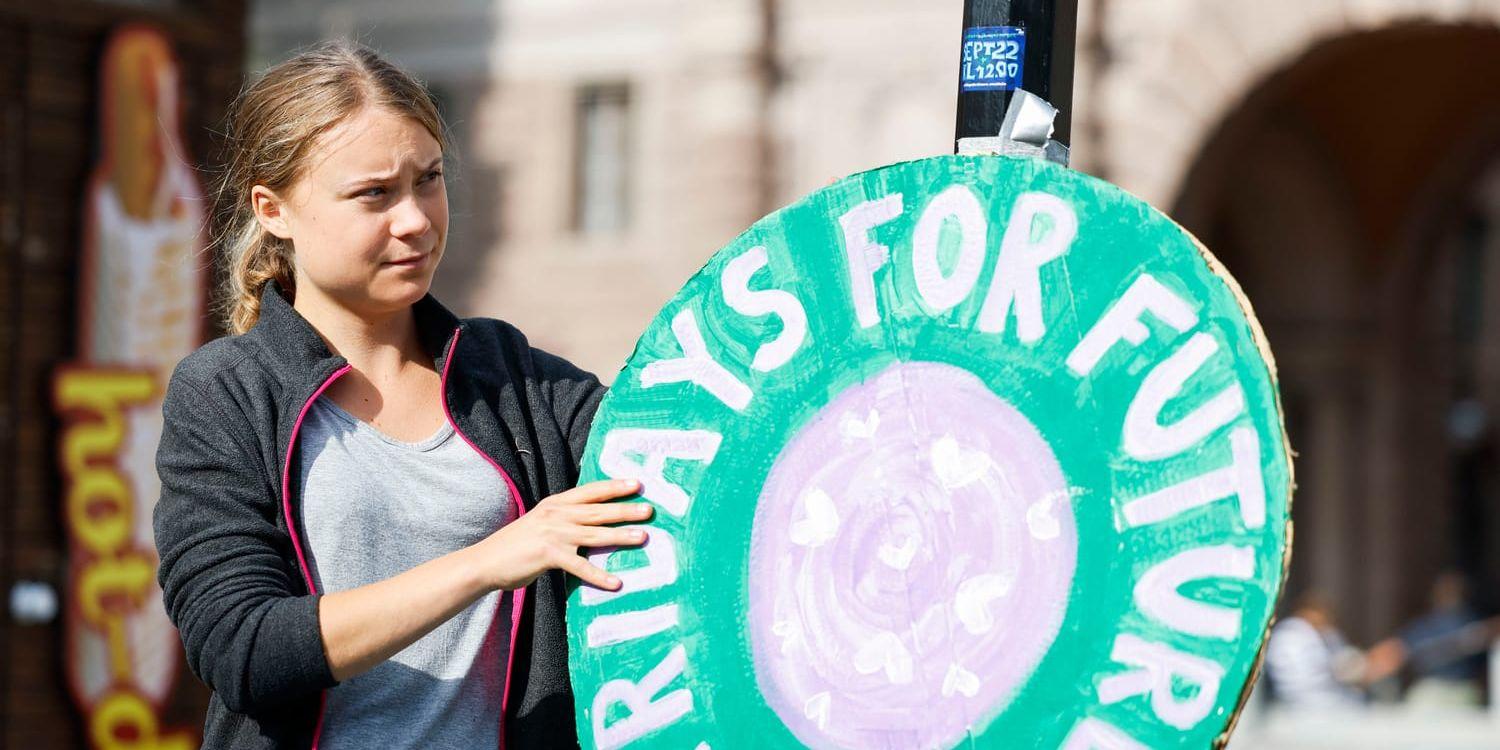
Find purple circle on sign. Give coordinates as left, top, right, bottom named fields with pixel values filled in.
left=747, top=361, right=1077, bottom=749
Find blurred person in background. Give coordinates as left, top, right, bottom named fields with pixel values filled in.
left=1265, top=592, right=1403, bottom=710
left=1371, top=571, right=1500, bottom=709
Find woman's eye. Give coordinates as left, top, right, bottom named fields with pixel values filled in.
left=357, top=186, right=387, bottom=199
left=421, top=169, right=443, bottom=184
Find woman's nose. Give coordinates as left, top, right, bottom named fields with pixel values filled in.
left=389, top=194, right=433, bottom=239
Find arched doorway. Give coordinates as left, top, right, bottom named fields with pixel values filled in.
left=1172, top=24, right=1500, bottom=644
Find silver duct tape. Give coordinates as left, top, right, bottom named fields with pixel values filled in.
left=957, top=89, right=1070, bottom=167
left=958, top=137, right=1071, bottom=164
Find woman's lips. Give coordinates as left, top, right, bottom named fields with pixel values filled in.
left=383, top=253, right=428, bottom=267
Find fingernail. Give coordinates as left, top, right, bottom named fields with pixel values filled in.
left=607, top=576, right=621, bottom=587
left=633, top=530, right=647, bottom=541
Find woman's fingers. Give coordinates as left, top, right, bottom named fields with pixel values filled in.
left=524, top=481, right=655, bottom=590
left=555, top=551, right=620, bottom=592
left=574, top=502, right=654, bottom=527
left=558, top=526, right=646, bottom=589
left=550, top=479, right=641, bottom=505
left=575, top=526, right=648, bottom=549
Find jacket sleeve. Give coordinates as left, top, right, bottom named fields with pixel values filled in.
left=531, top=347, right=608, bottom=471
left=152, top=372, right=337, bottom=715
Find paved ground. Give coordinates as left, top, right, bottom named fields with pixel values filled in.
left=1230, top=704, right=1500, bottom=749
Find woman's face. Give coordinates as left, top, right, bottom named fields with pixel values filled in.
left=254, top=105, right=448, bottom=318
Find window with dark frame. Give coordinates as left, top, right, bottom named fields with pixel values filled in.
left=573, top=83, right=632, bottom=234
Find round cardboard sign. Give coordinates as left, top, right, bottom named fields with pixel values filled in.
left=567, top=155, right=1292, bottom=750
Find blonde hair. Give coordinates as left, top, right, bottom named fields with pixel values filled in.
left=213, top=40, right=449, bottom=334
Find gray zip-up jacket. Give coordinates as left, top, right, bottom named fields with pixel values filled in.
left=153, top=279, right=604, bottom=749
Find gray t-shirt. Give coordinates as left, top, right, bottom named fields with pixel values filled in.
left=297, top=395, right=517, bottom=749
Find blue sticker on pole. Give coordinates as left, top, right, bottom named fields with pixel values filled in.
left=961, top=26, right=1026, bottom=92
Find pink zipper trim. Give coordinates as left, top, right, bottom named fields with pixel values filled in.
left=282, top=363, right=353, bottom=593
left=281, top=328, right=527, bottom=750
left=440, top=326, right=529, bottom=750
left=279, top=362, right=352, bottom=750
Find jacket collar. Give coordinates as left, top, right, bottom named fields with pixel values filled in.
left=252, top=279, right=466, bottom=388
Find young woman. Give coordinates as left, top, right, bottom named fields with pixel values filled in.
left=153, top=41, right=648, bottom=749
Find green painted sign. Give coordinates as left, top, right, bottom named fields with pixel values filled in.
left=567, top=155, right=1292, bottom=749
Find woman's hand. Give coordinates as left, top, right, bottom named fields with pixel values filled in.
left=319, top=478, right=653, bottom=681
left=472, top=478, right=654, bottom=593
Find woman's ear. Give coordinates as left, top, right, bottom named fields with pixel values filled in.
left=251, top=185, right=293, bottom=239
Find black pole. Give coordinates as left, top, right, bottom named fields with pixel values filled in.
left=955, top=0, right=1078, bottom=151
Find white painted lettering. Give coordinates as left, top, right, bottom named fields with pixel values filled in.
left=585, top=604, right=681, bottom=648
left=976, top=192, right=1077, bottom=342
left=592, top=645, right=694, bottom=750
left=1134, top=545, right=1256, bottom=640
left=720, top=246, right=809, bottom=372
left=641, top=309, right=752, bottom=411
left=584, top=528, right=679, bottom=605
left=839, top=194, right=904, bottom=329
left=599, top=429, right=723, bottom=518
left=1097, top=634, right=1224, bottom=731
left=1123, top=333, right=1245, bottom=460
left=1059, top=718, right=1149, bottom=750
left=912, top=185, right=988, bottom=314
left=1122, top=426, right=1267, bottom=530
left=1067, top=274, right=1198, bottom=376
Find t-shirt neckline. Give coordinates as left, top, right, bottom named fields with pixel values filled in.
left=314, top=395, right=455, bottom=452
